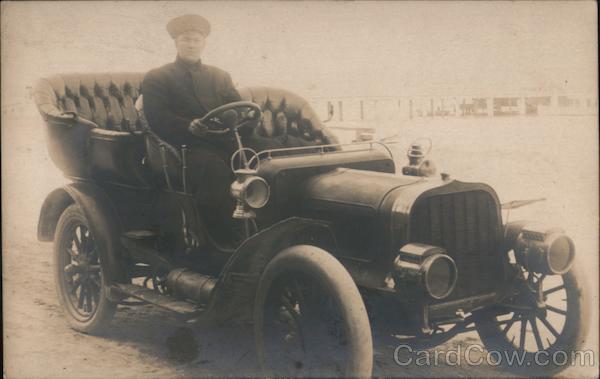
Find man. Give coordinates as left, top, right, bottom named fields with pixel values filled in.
left=142, top=14, right=242, bottom=242
left=143, top=14, right=241, bottom=148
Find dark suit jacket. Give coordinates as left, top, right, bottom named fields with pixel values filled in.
left=142, top=56, right=241, bottom=147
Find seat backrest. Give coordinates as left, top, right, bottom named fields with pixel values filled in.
left=239, top=87, right=339, bottom=150
left=33, top=74, right=337, bottom=180
left=34, top=73, right=145, bottom=132
left=34, top=73, right=149, bottom=181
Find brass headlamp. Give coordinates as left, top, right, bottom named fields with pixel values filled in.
left=230, top=168, right=270, bottom=220
left=514, top=224, right=575, bottom=275
left=393, top=243, right=458, bottom=300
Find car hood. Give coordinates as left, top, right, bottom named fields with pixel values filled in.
left=302, top=168, right=441, bottom=212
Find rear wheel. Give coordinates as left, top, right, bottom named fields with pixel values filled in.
left=476, top=262, right=589, bottom=376
left=54, top=204, right=117, bottom=334
left=254, top=245, right=373, bottom=377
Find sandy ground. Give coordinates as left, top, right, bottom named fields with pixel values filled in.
left=2, top=102, right=598, bottom=378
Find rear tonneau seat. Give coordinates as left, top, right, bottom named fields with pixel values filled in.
left=33, top=73, right=151, bottom=187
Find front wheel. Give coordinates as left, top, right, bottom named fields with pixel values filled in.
left=475, top=261, right=589, bottom=376
left=254, top=245, right=373, bottom=377
left=54, top=204, right=117, bottom=334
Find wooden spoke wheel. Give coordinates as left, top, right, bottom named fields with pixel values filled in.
left=476, top=262, right=589, bottom=376
left=254, top=246, right=373, bottom=378
left=54, top=204, right=116, bottom=334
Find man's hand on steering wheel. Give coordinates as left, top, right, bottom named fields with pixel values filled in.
left=187, top=101, right=262, bottom=138
left=189, top=118, right=209, bottom=137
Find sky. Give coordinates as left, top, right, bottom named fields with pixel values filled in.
left=1, top=1, right=598, bottom=100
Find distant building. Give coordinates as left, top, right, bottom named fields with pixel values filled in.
left=309, top=86, right=598, bottom=125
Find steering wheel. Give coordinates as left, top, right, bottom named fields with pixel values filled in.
left=191, top=101, right=262, bottom=136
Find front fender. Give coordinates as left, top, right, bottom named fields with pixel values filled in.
left=206, top=217, right=338, bottom=321
left=38, top=182, right=127, bottom=284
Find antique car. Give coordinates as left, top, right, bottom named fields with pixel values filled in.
left=35, top=73, right=589, bottom=377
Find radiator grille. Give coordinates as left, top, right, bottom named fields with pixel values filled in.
left=410, top=191, right=502, bottom=299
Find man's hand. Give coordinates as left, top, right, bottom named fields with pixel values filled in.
left=188, top=119, right=208, bottom=137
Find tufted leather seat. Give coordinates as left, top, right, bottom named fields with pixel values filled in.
left=34, top=73, right=338, bottom=189
left=34, top=73, right=151, bottom=186
left=239, top=87, right=338, bottom=151
left=35, top=73, right=146, bottom=131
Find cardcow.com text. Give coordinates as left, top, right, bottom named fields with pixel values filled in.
left=393, top=344, right=595, bottom=368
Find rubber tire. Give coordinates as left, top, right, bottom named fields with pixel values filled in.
left=254, top=245, right=373, bottom=378
left=475, top=261, right=590, bottom=376
left=54, top=204, right=117, bottom=334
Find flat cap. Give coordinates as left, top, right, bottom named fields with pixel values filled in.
left=167, top=14, right=211, bottom=39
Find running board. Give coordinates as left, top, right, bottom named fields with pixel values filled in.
left=113, top=283, right=204, bottom=317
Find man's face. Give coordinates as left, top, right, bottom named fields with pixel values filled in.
left=175, top=30, right=206, bottom=63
